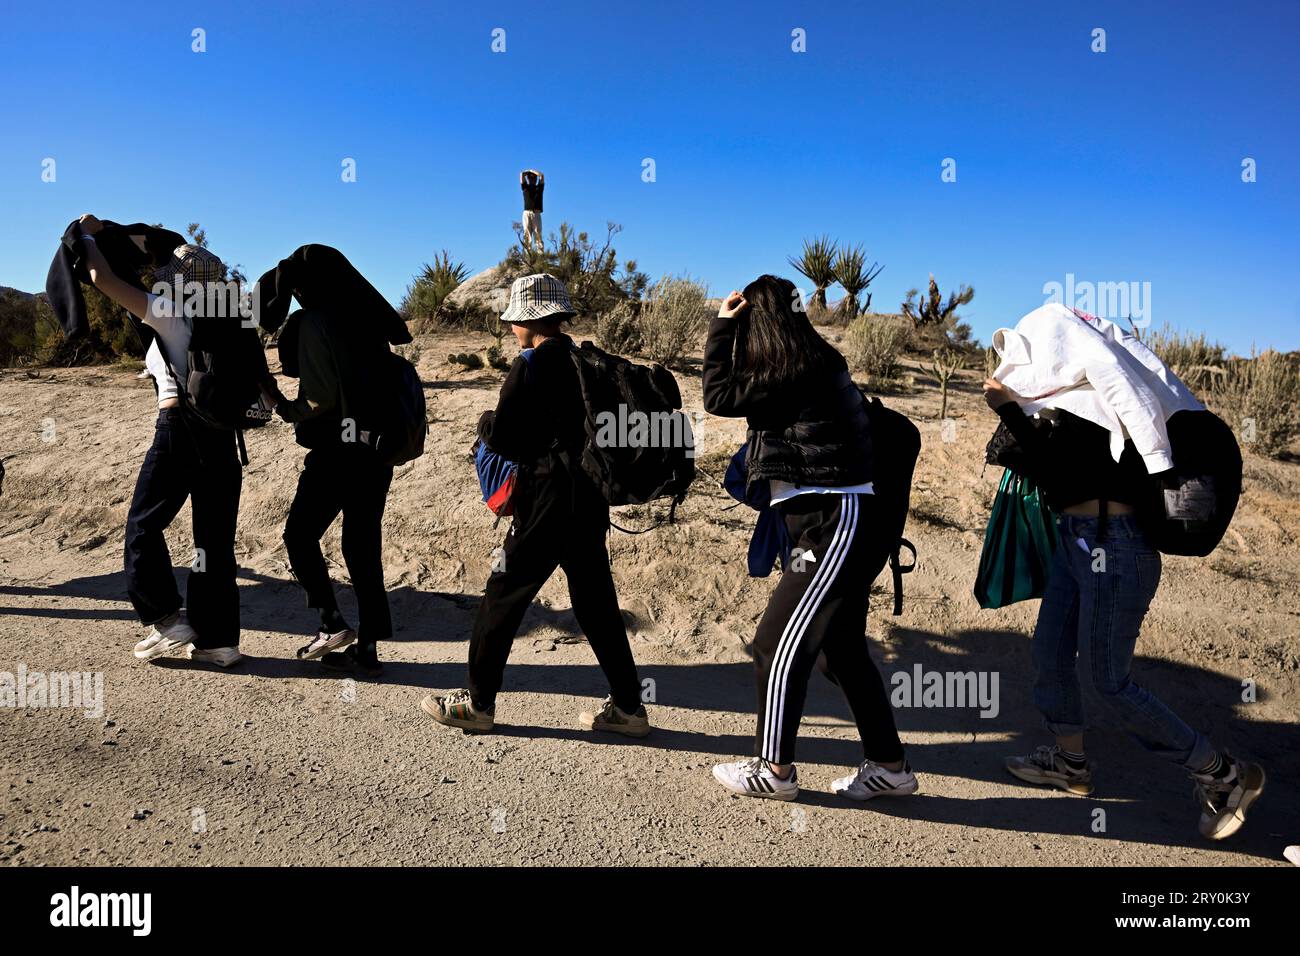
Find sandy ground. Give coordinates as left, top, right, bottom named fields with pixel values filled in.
left=1, top=329, right=1297, bottom=867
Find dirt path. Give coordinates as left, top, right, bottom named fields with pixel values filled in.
left=2, top=334, right=1297, bottom=866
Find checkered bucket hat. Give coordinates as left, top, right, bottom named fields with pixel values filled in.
left=151, top=243, right=226, bottom=288
left=501, top=273, right=575, bottom=324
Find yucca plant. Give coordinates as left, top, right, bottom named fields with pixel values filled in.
left=832, top=244, right=884, bottom=320
left=787, top=236, right=838, bottom=311
left=901, top=274, right=975, bottom=329
left=401, top=250, right=470, bottom=327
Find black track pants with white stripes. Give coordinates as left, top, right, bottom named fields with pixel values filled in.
left=752, top=492, right=904, bottom=766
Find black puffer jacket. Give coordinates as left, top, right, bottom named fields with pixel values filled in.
left=701, top=316, right=872, bottom=497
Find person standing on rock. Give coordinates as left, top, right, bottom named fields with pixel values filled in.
left=702, top=274, right=918, bottom=803
left=421, top=273, right=651, bottom=737
left=520, top=169, right=544, bottom=252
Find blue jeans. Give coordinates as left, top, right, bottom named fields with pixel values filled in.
left=1031, top=513, right=1214, bottom=770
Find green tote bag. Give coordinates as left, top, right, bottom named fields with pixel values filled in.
left=974, top=468, right=1058, bottom=609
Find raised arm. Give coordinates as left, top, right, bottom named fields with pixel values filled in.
left=701, top=291, right=756, bottom=417
left=78, top=214, right=150, bottom=321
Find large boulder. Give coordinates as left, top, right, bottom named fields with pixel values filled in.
left=443, top=265, right=516, bottom=319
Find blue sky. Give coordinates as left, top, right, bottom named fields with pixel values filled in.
left=2, top=0, right=1297, bottom=353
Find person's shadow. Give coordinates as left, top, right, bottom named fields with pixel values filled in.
left=6, top=568, right=1295, bottom=861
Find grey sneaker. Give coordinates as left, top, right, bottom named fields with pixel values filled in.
left=578, top=696, right=650, bottom=737
left=1005, top=745, right=1094, bottom=796
left=421, top=689, right=495, bottom=732
left=1192, top=757, right=1265, bottom=841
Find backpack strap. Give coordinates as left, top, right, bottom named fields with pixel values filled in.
left=888, top=537, right=917, bottom=616
left=607, top=495, right=683, bottom=535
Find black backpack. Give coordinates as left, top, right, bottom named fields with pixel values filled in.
left=862, top=395, right=920, bottom=615
left=1139, top=409, right=1242, bottom=556
left=164, top=313, right=271, bottom=464
left=361, top=350, right=427, bottom=467
left=566, top=341, right=695, bottom=522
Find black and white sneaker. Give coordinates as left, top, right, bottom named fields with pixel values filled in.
left=297, top=628, right=356, bottom=661
left=832, top=759, right=919, bottom=800
left=712, top=757, right=799, bottom=801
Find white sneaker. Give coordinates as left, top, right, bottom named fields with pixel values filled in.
left=296, top=628, right=356, bottom=661
left=186, top=646, right=244, bottom=668
left=133, top=617, right=197, bottom=660
left=832, top=759, right=919, bottom=800
left=712, top=757, right=799, bottom=801
left=1192, top=757, right=1265, bottom=841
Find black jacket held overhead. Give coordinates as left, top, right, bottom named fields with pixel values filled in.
left=701, top=315, right=873, bottom=494
left=254, top=244, right=411, bottom=345
left=46, top=219, right=185, bottom=342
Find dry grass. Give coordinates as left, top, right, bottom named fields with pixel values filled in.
left=639, top=275, right=710, bottom=369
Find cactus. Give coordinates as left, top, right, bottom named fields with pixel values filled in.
left=929, top=347, right=963, bottom=421
left=902, top=274, right=974, bottom=329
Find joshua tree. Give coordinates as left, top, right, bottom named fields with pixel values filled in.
left=930, top=347, right=963, bottom=421
left=832, top=244, right=884, bottom=319
left=787, top=236, right=838, bottom=311
left=902, top=274, right=975, bottom=329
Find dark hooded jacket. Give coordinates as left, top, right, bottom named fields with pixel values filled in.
left=702, top=315, right=873, bottom=497
left=45, top=219, right=184, bottom=343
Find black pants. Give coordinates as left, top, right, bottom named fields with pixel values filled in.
left=124, top=408, right=242, bottom=650
left=283, top=445, right=394, bottom=645
left=468, top=460, right=642, bottom=713
left=752, top=493, right=903, bottom=765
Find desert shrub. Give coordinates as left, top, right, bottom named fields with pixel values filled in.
left=448, top=351, right=485, bottom=370
left=36, top=283, right=143, bottom=366
left=0, top=291, right=51, bottom=366
left=1212, top=350, right=1300, bottom=458
left=501, top=221, right=647, bottom=320
left=844, top=316, right=912, bottom=380
left=596, top=300, right=643, bottom=355
left=638, top=275, right=709, bottom=369
left=432, top=299, right=494, bottom=331
left=1144, top=323, right=1227, bottom=394
left=402, top=251, right=469, bottom=331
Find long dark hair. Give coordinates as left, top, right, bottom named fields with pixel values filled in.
left=735, top=274, right=845, bottom=389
